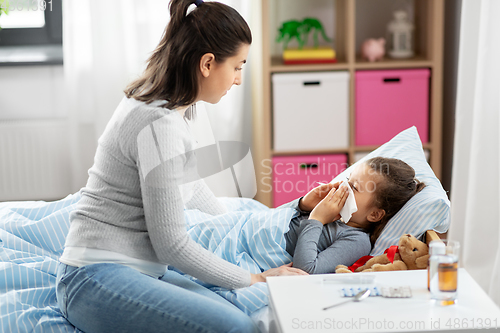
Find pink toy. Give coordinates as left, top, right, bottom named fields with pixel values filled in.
left=361, top=38, right=386, bottom=62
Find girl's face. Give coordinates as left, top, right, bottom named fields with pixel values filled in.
left=346, top=163, right=385, bottom=229
left=198, top=43, right=250, bottom=104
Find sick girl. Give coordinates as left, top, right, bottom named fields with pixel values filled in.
left=280, top=157, right=426, bottom=274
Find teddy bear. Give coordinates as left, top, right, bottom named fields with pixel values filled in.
left=336, top=233, right=430, bottom=273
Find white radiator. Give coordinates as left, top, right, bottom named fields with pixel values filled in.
left=0, top=120, right=71, bottom=201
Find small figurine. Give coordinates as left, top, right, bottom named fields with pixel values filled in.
left=387, top=10, right=414, bottom=58
left=361, top=38, right=386, bottom=62
left=276, top=20, right=305, bottom=50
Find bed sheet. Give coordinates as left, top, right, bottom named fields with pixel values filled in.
left=181, top=199, right=297, bottom=315
left=0, top=193, right=82, bottom=332
left=0, top=193, right=294, bottom=332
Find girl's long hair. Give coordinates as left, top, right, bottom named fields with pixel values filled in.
left=124, top=0, right=252, bottom=120
left=366, top=157, right=426, bottom=246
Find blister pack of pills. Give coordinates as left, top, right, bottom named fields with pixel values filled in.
left=339, top=287, right=381, bottom=297
left=339, top=286, right=412, bottom=298
left=379, top=286, right=412, bottom=298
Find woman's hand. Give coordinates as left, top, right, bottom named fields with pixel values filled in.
left=309, top=185, right=349, bottom=225
left=299, top=182, right=341, bottom=212
left=250, top=263, right=308, bottom=285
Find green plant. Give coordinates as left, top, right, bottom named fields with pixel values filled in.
left=276, top=18, right=332, bottom=50
left=0, top=0, right=10, bottom=31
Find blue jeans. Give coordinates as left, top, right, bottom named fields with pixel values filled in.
left=56, top=262, right=258, bottom=333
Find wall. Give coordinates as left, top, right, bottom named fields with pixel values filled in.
left=441, top=0, right=462, bottom=196
left=0, top=64, right=73, bottom=201
left=0, top=66, right=66, bottom=119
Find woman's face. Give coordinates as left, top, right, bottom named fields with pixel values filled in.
left=346, top=163, right=384, bottom=228
left=198, top=43, right=250, bottom=104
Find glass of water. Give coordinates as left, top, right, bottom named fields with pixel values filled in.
left=429, top=240, right=460, bottom=305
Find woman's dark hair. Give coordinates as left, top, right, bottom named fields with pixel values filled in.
left=124, top=0, right=252, bottom=120
left=366, top=157, right=426, bottom=246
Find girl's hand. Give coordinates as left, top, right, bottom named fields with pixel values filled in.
left=250, top=263, right=308, bottom=285
left=309, top=185, right=349, bottom=225
left=299, top=182, right=341, bottom=212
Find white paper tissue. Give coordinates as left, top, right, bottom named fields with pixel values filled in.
left=339, top=179, right=357, bottom=223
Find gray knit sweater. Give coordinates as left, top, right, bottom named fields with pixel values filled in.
left=279, top=198, right=371, bottom=274
left=64, top=97, right=251, bottom=289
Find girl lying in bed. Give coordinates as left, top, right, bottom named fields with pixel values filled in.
left=279, top=156, right=425, bottom=274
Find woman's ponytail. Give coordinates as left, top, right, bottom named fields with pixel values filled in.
left=165, top=0, right=192, bottom=41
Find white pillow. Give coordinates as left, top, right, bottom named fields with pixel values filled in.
left=331, top=126, right=450, bottom=255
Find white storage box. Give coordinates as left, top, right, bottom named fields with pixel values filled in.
left=272, top=71, right=349, bottom=152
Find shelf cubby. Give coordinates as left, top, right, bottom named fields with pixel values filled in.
left=253, top=0, right=444, bottom=207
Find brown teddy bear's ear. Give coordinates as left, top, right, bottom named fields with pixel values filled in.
left=398, top=235, right=415, bottom=257
left=398, top=234, right=412, bottom=246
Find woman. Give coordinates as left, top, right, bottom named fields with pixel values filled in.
left=56, top=1, right=306, bottom=332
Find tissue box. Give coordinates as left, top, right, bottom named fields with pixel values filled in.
left=272, top=71, right=349, bottom=152
left=272, top=154, right=347, bottom=208
left=355, top=69, right=430, bottom=146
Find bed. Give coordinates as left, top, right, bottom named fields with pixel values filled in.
left=0, top=127, right=450, bottom=332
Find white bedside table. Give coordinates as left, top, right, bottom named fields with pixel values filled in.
left=267, top=269, right=500, bottom=332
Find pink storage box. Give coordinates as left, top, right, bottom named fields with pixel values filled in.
left=355, top=69, right=430, bottom=145
left=272, top=154, right=347, bottom=208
